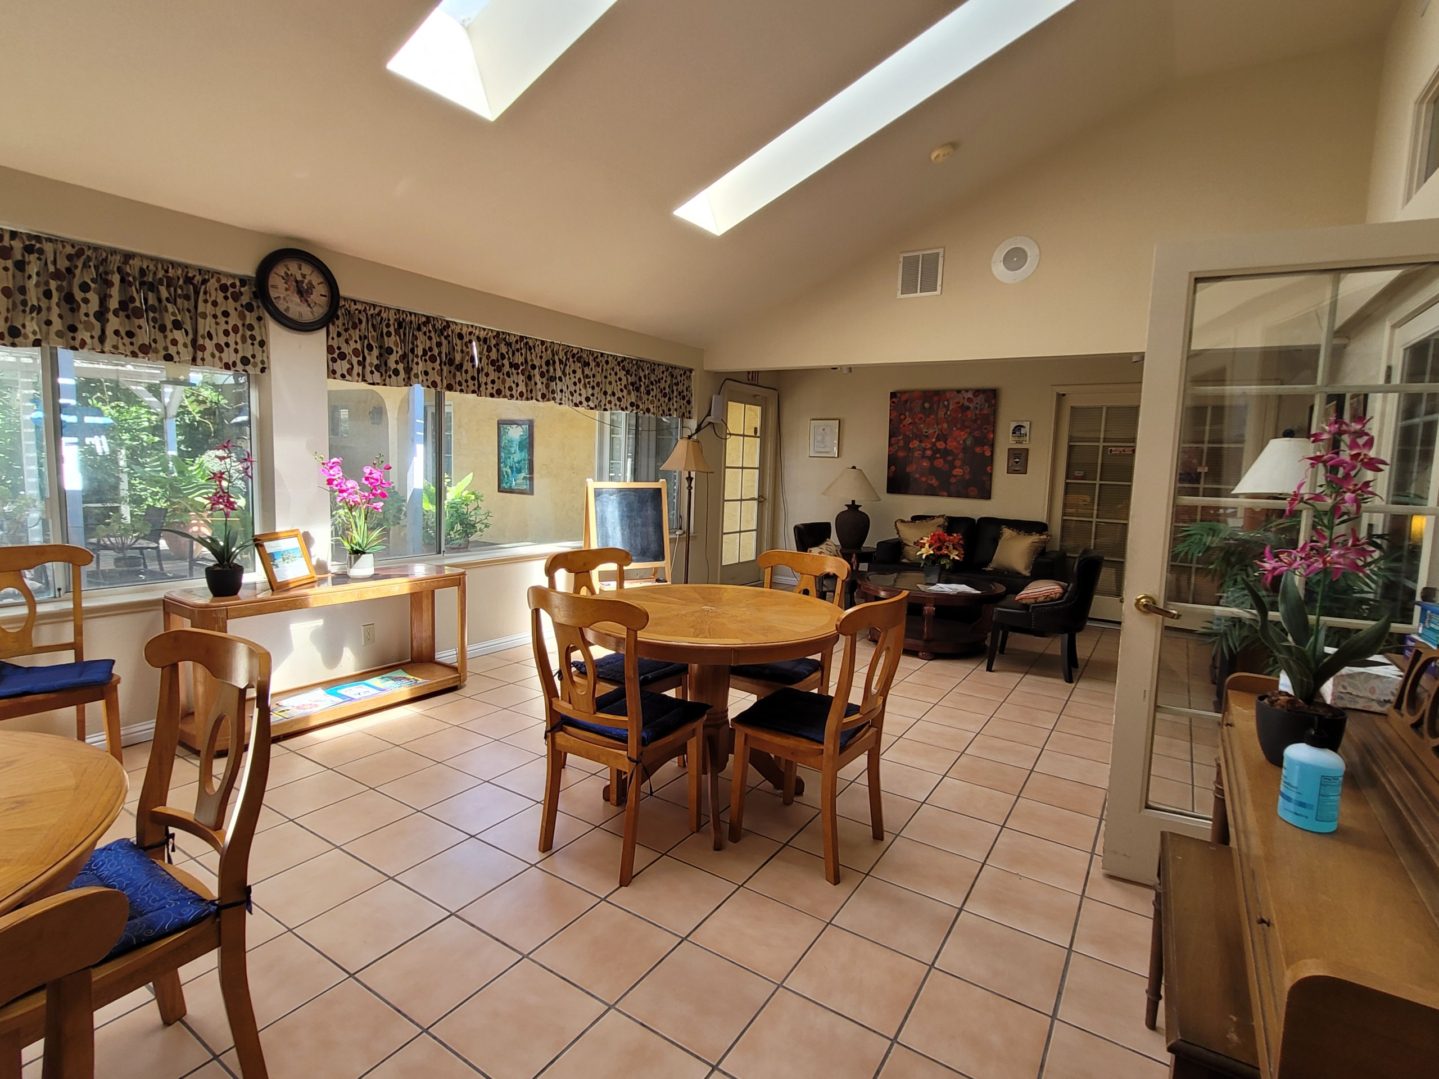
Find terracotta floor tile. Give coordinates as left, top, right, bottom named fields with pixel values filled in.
left=937, top=912, right=1067, bottom=1012
left=946, top=754, right=1029, bottom=794
left=884, top=738, right=961, bottom=775
left=425, top=781, right=534, bottom=833
left=295, top=790, right=413, bottom=845
left=966, top=734, right=1043, bottom=770
left=362, top=709, right=449, bottom=746
left=1047, top=730, right=1110, bottom=763
left=243, top=821, right=334, bottom=883
left=691, top=887, right=826, bottom=982
left=538, top=826, right=660, bottom=894
left=459, top=866, right=597, bottom=952
left=1057, top=954, right=1169, bottom=1061
left=334, top=745, right=432, bottom=787
left=745, top=846, right=860, bottom=919
left=359, top=916, right=519, bottom=1024
left=901, top=803, right=1000, bottom=861
left=424, top=696, right=503, bottom=725
left=264, top=751, right=326, bottom=788
left=397, top=836, right=529, bottom=910
left=402, top=725, right=491, bottom=762
left=1006, top=797, right=1101, bottom=852
left=1042, top=1021, right=1168, bottom=1079
left=870, top=836, right=981, bottom=907
left=979, top=717, right=1052, bottom=747
left=545, top=1010, right=709, bottom=1079
left=484, top=802, right=592, bottom=863
left=880, top=1045, right=966, bottom=1077
left=1021, top=771, right=1106, bottom=816
left=834, top=876, right=957, bottom=962
left=257, top=849, right=386, bottom=928
left=432, top=960, right=604, bottom=1078
left=988, top=828, right=1091, bottom=893
left=345, top=812, right=467, bottom=874
left=601, top=791, right=703, bottom=852
left=722, top=989, right=890, bottom=1079
left=790, top=811, right=895, bottom=871
left=232, top=979, right=417, bottom=1079
left=901, top=970, right=1050, bottom=1079
left=292, top=731, right=391, bottom=768
left=923, top=704, right=992, bottom=731
left=555, top=772, right=627, bottom=824
left=295, top=879, right=445, bottom=970
left=1073, top=898, right=1151, bottom=975
left=787, top=926, right=927, bottom=1035
left=376, top=761, right=481, bottom=809
left=1034, top=749, right=1109, bottom=789
left=964, top=865, right=1081, bottom=945
left=1084, top=859, right=1154, bottom=917
left=902, top=720, right=976, bottom=753
left=925, top=777, right=1017, bottom=824
left=619, top=941, right=772, bottom=1063
left=726, top=788, right=818, bottom=842
left=366, top=1035, right=478, bottom=1078
left=533, top=901, right=678, bottom=1001
left=447, top=740, right=539, bottom=780
left=465, top=707, right=539, bottom=739
left=876, top=758, right=944, bottom=800
left=609, top=855, right=736, bottom=934
left=836, top=782, right=922, bottom=830
left=86, top=1000, right=213, bottom=1079
left=262, top=769, right=367, bottom=818
left=669, top=827, right=781, bottom=883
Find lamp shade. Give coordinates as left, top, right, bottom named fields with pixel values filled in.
left=1231, top=437, right=1312, bottom=496
left=823, top=465, right=879, bottom=503
left=660, top=436, right=711, bottom=474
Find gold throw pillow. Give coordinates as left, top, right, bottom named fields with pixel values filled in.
left=894, top=516, right=946, bottom=562
left=986, top=527, right=1049, bottom=575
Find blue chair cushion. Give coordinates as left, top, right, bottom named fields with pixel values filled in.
left=68, top=840, right=216, bottom=961
left=562, top=688, right=709, bottom=746
left=573, top=652, right=687, bottom=688
left=0, top=658, right=114, bottom=699
left=732, top=687, right=865, bottom=748
left=729, top=658, right=822, bottom=686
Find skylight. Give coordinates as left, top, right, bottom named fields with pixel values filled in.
left=387, top=0, right=617, bottom=121
left=675, top=0, right=1079, bottom=235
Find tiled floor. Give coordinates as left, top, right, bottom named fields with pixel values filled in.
left=1152, top=630, right=1221, bottom=814
left=38, top=624, right=1171, bottom=1079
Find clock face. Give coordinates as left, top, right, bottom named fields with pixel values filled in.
left=256, top=249, right=339, bottom=331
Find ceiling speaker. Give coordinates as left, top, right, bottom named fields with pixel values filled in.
left=992, top=236, right=1039, bottom=284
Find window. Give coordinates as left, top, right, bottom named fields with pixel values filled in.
left=326, top=381, right=678, bottom=558
left=1414, top=71, right=1439, bottom=196
left=0, top=347, right=254, bottom=592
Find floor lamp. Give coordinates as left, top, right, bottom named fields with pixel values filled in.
left=661, top=436, right=712, bottom=583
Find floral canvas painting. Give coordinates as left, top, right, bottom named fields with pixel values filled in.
left=886, top=389, right=997, bottom=498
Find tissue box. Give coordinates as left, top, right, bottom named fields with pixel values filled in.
left=1279, top=658, right=1404, bottom=712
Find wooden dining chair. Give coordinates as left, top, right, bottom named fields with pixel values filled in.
left=728, top=592, right=907, bottom=884
left=529, top=586, right=710, bottom=885
left=0, top=887, right=128, bottom=1079
left=729, top=549, right=850, bottom=700
left=0, top=628, right=273, bottom=1078
left=0, top=545, right=122, bottom=762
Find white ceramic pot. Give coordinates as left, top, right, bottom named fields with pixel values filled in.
left=347, top=552, right=376, bottom=579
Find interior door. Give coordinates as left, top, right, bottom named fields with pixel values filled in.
left=1103, top=219, right=1439, bottom=884
left=718, top=384, right=776, bottom=585
left=1051, top=391, right=1141, bottom=622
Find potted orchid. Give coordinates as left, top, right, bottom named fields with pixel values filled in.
left=165, top=441, right=254, bottom=597
left=1242, top=415, right=1393, bottom=764
left=916, top=529, right=965, bottom=585
left=319, top=456, right=394, bottom=578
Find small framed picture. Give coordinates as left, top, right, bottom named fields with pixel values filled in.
left=1006, top=448, right=1030, bottom=475
left=497, top=419, right=534, bottom=495
left=809, top=418, right=840, bottom=458
left=1008, top=421, right=1031, bottom=445
left=254, top=530, right=317, bottom=592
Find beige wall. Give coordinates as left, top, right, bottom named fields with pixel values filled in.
left=773, top=356, right=1141, bottom=552
left=1367, top=1, right=1439, bottom=222
left=706, top=45, right=1379, bottom=373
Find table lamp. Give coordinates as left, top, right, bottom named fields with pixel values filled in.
left=661, top=436, right=712, bottom=583
left=824, top=465, right=880, bottom=549
left=1232, top=431, right=1311, bottom=496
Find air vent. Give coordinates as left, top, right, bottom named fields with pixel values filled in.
left=897, top=248, right=943, bottom=298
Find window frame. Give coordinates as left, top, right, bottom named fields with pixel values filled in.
left=1409, top=63, right=1439, bottom=202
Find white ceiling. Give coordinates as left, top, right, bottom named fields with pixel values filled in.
left=0, top=0, right=1396, bottom=348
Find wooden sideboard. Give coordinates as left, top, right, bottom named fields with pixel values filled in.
left=1198, top=680, right=1439, bottom=1077
left=162, top=563, right=466, bottom=750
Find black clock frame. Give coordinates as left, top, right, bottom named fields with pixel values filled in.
left=255, top=247, right=340, bottom=332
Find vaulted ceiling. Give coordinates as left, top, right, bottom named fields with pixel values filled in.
left=0, top=0, right=1396, bottom=346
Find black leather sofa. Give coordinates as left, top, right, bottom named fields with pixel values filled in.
left=871, top=514, right=1064, bottom=594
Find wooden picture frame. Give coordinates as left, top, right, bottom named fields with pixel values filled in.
left=809, top=418, right=840, bottom=457
left=497, top=419, right=535, bottom=495
left=253, top=530, right=316, bottom=592
left=583, top=480, right=672, bottom=583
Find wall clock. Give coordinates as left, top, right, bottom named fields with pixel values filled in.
left=255, top=248, right=340, bottom=332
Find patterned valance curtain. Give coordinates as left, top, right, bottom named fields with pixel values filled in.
left=0, top=227, right=267, bottom=372
left=327, top=297, right=692, bottom=418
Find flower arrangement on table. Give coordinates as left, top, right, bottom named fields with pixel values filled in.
left=915, top=529, right=965, bottom=568
left=319, top=456, right=394, bottom=576
left=1242, top=415, right=1393, bottom=760
left=165, top=441, right=254, bottom=594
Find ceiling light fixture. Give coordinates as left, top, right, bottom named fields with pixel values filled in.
left=387, top=0, right=617, bottom=121
left=674, top=0, right=1078, bottom=235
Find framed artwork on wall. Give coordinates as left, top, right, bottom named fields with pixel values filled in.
left=809, top=418, right=840, bottom=457
left=1008, top=420, right=1031, bottom=445
left=253, top=529, right=316, bottom=592
left=497, top=419, right=534, bottom=495
left=1007, top=447, right=1030, bottom=474
left=886, top=389, right=998, bottom=498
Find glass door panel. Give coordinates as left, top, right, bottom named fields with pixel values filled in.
left=719, top=386, right=776, bottom=584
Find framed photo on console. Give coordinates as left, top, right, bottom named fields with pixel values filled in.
left=254, top=530, right=316, bottom=592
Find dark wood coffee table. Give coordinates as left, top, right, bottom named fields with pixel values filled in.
left=854, top=571, right=1007, bottom=659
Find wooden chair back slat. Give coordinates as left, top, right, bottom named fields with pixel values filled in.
left=827, top=594, right=908, bottom=746
left=0, top=545, right=94, bottom=662
left=758, top=549, right=850, bottom=609
left=544, top=547, right=632, bottom=596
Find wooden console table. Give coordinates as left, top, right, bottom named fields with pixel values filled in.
left=162, top=564, right=466, bottom=750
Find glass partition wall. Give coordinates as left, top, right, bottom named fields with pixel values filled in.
left=1150, top=265, right=1439, bottom=814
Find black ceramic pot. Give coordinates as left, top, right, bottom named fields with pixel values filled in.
left=1254, top=693, right=1347, bottom=766
left=205, top=563, right=245, bottom=598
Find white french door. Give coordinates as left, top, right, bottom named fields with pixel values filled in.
left=718, top=384, right=777, bottom=585
left=1104, top=218, right=1439, bottom=884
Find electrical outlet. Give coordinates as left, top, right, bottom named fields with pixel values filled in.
left=361, top=623, right=376, bottom=647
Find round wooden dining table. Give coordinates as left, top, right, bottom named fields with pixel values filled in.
left=0, top=731, right=129, bottom=915
left=588, top=583, right=842, bottom=849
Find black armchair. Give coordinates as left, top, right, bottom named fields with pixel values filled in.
left=793, top=522, right=832, bottom=551
left=985, top=548, right=1103, bottom=683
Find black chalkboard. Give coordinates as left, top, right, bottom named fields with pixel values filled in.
left=587, top=481, right=669, bottom=571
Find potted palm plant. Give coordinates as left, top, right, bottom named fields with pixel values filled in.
left=167, top=441, right=254, bottom=597
left=1242, top=415, right=1394, bottom=764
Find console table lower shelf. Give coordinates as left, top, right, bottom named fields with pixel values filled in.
left=162, top=564, right=467, bottom=752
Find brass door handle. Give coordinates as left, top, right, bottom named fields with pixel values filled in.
left=1134, top=594, right=1181, bottom=619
